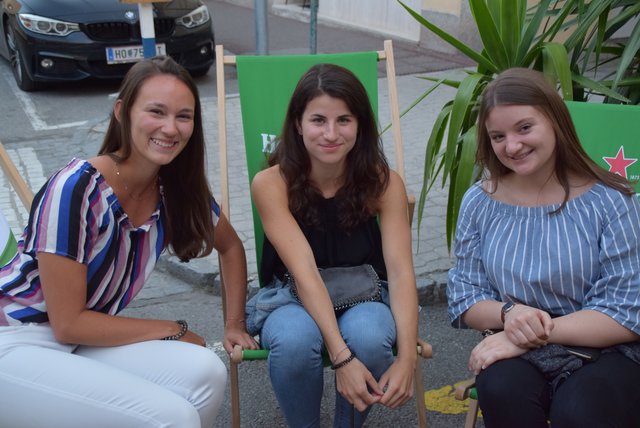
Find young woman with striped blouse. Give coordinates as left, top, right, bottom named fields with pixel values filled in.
left=0, top=56, right=258, bottom=427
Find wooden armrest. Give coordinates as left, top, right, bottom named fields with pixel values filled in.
left=230, top=344, right=244, bottom=364
left=454, top=377, right=477, bottom=401
left=230, top=345, right=271, bottom=364
left=417, top=338, right=433, bottom=359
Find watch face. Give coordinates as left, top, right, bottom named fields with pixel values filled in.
left=501, top=301, right=515, bottom=323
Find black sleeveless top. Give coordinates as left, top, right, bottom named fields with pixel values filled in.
left=260, top=197, right=387, bottom=283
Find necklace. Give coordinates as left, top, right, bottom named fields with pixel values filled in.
left=109, top=154, right=158, bottom=201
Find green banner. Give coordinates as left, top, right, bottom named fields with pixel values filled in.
left=567, top=101, right=640, bottom=193
left=235, top=51, right=379, bottom=282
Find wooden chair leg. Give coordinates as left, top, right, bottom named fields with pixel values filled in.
left=414, top=360, right=427, bottom=428
left=229, top=346, right=245, bottom=428
left=455, top=378, right=478, bottom=428
left=230, top=360, right=241, bottom=428
left=464, top=398, right=479, bottom=428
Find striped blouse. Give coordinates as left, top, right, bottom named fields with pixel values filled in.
left=448, top=182, right=640, bottom=335
left=0, top=158, right=220, bottom=326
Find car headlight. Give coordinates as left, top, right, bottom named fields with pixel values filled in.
left=18, top=13, right=80, bottom=37
left=175, top=5, right=210, bottom=29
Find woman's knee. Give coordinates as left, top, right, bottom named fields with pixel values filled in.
left=551, top=353, right=640, bottom=428
left=339, top=302, right=395, bottom=354
left=476, top=358, right=550, bottom=426
left=181, top=346, right=227, bottom=399
left=262, top=305, right=323, bottom=362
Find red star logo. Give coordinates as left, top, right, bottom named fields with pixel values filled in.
left=603, top=146, right=637, bottom=178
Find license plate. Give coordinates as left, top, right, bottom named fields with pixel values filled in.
left=106, top=43, right=166, bottom=64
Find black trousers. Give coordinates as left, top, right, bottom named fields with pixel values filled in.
left=476, top=352, right=640, bottom=428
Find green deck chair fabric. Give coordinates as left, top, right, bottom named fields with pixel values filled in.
left=235, top=51, right=378, bottom=285
left=221, top=46, right=431, bottom=428
left=566, top=101, right=640, bottom=193
left=232, top=52, right=378, bottom=363
left=0, top=211, right=18, bottom=267
left=457, top=101, right=640, bottom=428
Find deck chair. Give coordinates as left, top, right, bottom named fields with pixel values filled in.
left=215, top=40, right=433, bottom=428
left=0, top=140, right=34, bottom=267
left=454, top=101, right=640, bottom=428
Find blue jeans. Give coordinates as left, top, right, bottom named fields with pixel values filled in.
left=261, top=301, right=396, bottom=428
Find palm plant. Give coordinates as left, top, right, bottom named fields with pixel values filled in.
left=398, top=0, right=640, bottom=249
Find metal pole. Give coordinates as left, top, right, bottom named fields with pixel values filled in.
left=255, top=0, right=268, bottom=55
left=309, top=0, right=318, bottom=54
left=138, top=3, right=157, bottom=58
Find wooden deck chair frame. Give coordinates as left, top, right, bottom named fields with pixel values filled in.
left=453, top=101, right=640, bottom=428
left=0, top=141, right=33, bottom=210
left=216, top=40, right=432, bottom=428
left=0, top=140, right=34, bottom=266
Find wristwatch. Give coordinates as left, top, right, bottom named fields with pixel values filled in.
left=501, top=301, right=516, bottom=324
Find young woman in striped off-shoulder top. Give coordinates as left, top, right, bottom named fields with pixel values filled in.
left=448, top=67, right=640, bottom=428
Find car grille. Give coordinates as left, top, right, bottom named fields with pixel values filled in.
left=84, top=18, right=175, bottom=42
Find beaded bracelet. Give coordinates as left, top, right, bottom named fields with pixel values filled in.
left=163, top=320, right=188, bottom=341
left=331, top=351, right=356, bottom=370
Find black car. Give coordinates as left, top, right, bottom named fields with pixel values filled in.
left=0, top=0, right=215, bottom=91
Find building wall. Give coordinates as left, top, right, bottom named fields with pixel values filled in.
left=224, top=0, right=638, bottom=55
left=417, top=0, right=481, bottom=54
left=318, top=0, right=421, bottom=42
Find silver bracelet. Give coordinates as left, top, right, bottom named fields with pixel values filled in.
left=163, top=320, right=188, bottom=340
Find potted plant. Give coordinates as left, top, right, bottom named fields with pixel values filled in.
left=398, top=0, right=640, bottom=249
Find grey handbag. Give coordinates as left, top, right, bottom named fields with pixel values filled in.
left=288, top=264, right=382, bottom=311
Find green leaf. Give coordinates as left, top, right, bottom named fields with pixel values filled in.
left=443, top=74, right=484, bottom=186
left=541, top=42, right=573, bottom=100
left=469, top=0, right=510, bottom=69
left=612, top=18, right=640, bottom=91
left=499, top=0, right=525, bottom=62
left=573, top=74, right=632, bottom=103
left=417, top=76, right=462, bottom=89
left=446, top=126, right=478, bottom=250
left=538, top=0, right=577, bottom=43
left=516, top=0, right=552, bottom=64
left=605, top=3, right=640, bottom=39
left=397, top=0, right=498, bottom=73
left=417, top=104, right=452, bottom=237
left=564, top=0, right=614, bottom=51
left=380, top=78, right=445, bottom=135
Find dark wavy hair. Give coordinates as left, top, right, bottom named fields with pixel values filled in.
left=269, top=63, right=389, bottom=229
left=98, top=56, right=214, bottom=261
left=477, top=67, right=634, bottom=210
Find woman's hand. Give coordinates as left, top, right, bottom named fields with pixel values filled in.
left=469, top=331, right=528, bottom=375
left=503, top=304, right=554, bottom=348
left=223, top=322, right=259, bottom=354
left=335, top=358, right=384, bottom=412
left=378, top=357, right=415, bottom=409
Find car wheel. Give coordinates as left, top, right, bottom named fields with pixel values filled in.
left=5, top=24, right=38, bottom=91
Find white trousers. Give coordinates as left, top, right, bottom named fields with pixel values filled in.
left=0, top=324, right=227, bottom=428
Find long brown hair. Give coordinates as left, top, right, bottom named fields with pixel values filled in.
left=99, top=56, right=214, bottom=261
left=477, top=67, right=634, bottom=209
left=269, top=63, right=390, bottom=229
